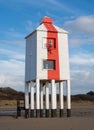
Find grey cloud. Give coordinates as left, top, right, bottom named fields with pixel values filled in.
left=64, top=16, right=94, bottom=34
left=70, top=52, right=94, bottom=94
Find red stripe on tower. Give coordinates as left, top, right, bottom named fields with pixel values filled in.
left=42, top=17, right=60, bottom=80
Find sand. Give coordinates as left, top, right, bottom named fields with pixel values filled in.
left=0, top=116, right=94, bottom=130
left=0, top=101, right=94, bottom=130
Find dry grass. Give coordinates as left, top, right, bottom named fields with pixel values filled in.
left=0, top=100, right=24, bottom=108
left=71, top=100, right=94, bottom=106
left=0, top=100, right=94, bottom=109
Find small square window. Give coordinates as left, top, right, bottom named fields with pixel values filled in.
left=47, top=38, right=56, bottom=49
left=43, top=60, right=55, bottom=70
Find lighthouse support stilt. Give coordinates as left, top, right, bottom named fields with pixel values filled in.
left=66, top=80, right=71, bottom=117
left=45, top=81, right=49, bottom=117
left=36, top=78, right=40, bottom=117
left=40, top=82, right=44, bottom=117
left=51, top=80, right=56, bottom=117
left=25, top=82, right=29, bottom=118
left=30, top=81, right=35, bottom=117
left=59, top=81, right=64, bottom=117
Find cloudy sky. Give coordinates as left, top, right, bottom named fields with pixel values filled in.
left=0, top=0, right=94, bottom=94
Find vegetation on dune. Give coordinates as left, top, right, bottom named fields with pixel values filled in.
left=0, top=87, right=94, bottom=101
left=0, top=87, right=24, bottom=100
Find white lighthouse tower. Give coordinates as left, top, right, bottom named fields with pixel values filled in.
left=25, top=16, right=71, bottom=118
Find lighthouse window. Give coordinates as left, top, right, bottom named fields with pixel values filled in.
left=47, top=38, right=56, bottom=49
left=43, top=60, right=55, bottom=70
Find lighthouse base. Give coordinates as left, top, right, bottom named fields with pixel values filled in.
left=67, top=109, right=71, bottom=117
left=36, top=109, right=40, bottom=117
left=30, top=110, right=34, bottom=117
left=25, top=109, right=29, bottom=118
left=45, top=109, right=49, bottom=117
left=60, top=109, right=64, bottom=117
left=51, top=109, right=57, bottom=117
left=40, top=109, right=44, bottom=117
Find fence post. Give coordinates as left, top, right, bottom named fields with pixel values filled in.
left=17, top=100, right=21, bottom=117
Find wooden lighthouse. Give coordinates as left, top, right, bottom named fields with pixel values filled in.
left=25, top=16, right=71, bottom=118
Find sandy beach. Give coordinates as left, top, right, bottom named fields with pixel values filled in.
left=0, top=116, right=94, bottom=130
left=0, top=100, right=94, bottom=130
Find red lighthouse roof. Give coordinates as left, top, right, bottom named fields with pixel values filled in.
left=25, top=16, right=68, bottom=39
left=41, top=16, right=57, bottom=32
left=41, top=16, right=53, bottom=24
